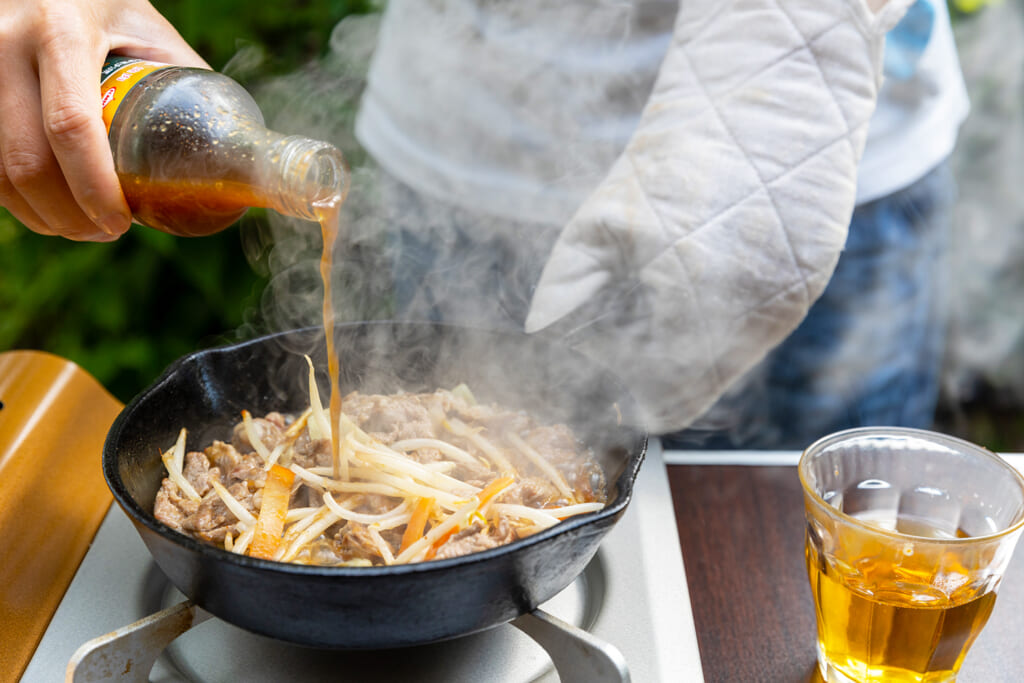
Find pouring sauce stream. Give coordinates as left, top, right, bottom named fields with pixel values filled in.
left=316, top=198, right=347, bottom=480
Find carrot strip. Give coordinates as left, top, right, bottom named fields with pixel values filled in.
left=478, top=476, right=515, bottom=508
left=249, top=464, right=296, bottom=560
left=399, top=496, right=434, bottom=554
left=424, top=527, right=460, bottom=561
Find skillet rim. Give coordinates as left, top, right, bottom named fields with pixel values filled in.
left=102, top=322, right=648, bottom=579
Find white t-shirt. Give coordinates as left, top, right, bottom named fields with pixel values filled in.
left=356, top=0, right=968, bottom=222
left=856, top=0, right=968, bottom=203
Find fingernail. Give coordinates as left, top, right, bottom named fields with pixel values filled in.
left=96, top=212, right=131, bottom=236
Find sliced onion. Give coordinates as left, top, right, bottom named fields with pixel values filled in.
left=390, top=438, right=481, bottom=468
left=231, top=525, right=255, bottom=555
left=323, top=492, right=411, bottom=526
left=505, top=432, right=575, bottom=501
left=304, top=355, right=331, bottom=441
left=278, top=509, right=342, bottom=563
left=161, top=448, right=201, bottom=502
left=488, top=503, right=560, bottom=529
left=543, top=502, right=606, bottom=519
left=366, top=526, right=396, bottom=565
left=347, top=435, right=479, bottom=497
left=242, top=410, right=273, bottom=463
left=444, top=418, right=516, bottom=476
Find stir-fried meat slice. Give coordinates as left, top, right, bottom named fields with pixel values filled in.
left=228, top=454, right=267, bottom=490
left=418, top=390, right=457, bottom=416
left=380, top=526, right=404, bottom=549
left=497, top=477, right=567, bottom=508
left=480, top=412, right=532, bottom=435
left=291, top=432, right=331, bottom=468
left=181, top=481, right=255, bottom=543
left=183, top=451, right=215, bottom=497
left=523, top=425, right=582, bottom=468
left=433, top=519, right=518, bottom=560
left=300, top=539, right=345, bottom=566
left=263, top=412, right=289, bottom=430
left=339, top=392, right=376, bottom=426
left=404, top=445, right=445, bottom=465
left=452, top=400, right=532, bottom=435
left=292, top=484, right=320, bottom=509
left=453, top=459, right=493, bottom=486
left=205, top=440, right=242, bottom=473
left=154, top=479, right=200, bottom=531
left=343, top=392, right=436, bottom=444
left=231, top=417, right=285, bottom=453
left=333, top=522, right=389, bottom=563
left=155, top=443, right=267, bottom=542
left=350, top=494, right=403, bottom=516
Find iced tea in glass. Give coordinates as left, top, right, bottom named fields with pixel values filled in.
left=799, top=428, right=1024, bottom=683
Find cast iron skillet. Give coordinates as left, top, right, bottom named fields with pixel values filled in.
left=103, top=321, right=647, bottom=649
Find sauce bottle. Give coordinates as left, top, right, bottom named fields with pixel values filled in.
left=101, top=56, right=347, bottom=237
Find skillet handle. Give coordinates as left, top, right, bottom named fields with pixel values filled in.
left=66, top=600, right=211, bottom=682
left=511, top=609, right=630, bottom=683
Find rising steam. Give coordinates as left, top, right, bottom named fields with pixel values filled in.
left=223, top=7, right=661, bottom=430
left=224, top=9, right=646, bottom=441
left=221, top=4, right=1023, bottom=446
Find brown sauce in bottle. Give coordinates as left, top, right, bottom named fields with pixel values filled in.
left=117, top=175, right=264, bottom=237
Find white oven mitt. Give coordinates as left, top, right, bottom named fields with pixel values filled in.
left=524, top=0, right=914, bottom=434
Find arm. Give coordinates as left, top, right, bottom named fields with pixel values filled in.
left=525, top=0, right=914, bottom=433
left=0, top=0, right=207, bottom=241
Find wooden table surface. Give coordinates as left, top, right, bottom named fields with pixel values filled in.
left=666, top=464, right=1024, bottom=683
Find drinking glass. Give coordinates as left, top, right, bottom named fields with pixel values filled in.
left=799, top=427, right=1024, bottom=683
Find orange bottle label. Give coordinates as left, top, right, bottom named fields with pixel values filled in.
left=100, top=56, right=171, bottom=133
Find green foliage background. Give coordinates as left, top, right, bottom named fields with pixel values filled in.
left=0, top=0, right=374, bottom=402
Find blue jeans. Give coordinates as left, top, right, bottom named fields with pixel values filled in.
left=665, top=163, right=955, bottom=449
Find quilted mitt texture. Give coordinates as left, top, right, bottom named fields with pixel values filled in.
left=525, top=0, right=914, bottom=433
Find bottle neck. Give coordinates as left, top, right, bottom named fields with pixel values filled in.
left=259, top=136, right=349, bottom=221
